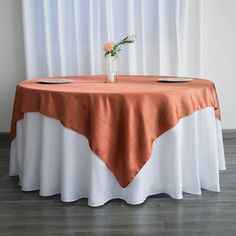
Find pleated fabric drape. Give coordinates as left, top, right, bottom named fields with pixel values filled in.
left=21, top=0, right=202, bottom=79
left=10, top=108, right=225, bottom=206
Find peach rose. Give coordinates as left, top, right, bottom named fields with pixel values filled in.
left=103, top=41, right=114, bottom=53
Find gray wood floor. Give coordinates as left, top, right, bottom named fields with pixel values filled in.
left=0, top=131, right=236, bottom=236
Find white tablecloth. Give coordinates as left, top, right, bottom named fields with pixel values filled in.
left=10, top=107, right=225, bottom=207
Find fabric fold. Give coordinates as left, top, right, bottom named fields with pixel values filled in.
left=10, top=107, right=225, bottom=206
left=10, top=75, right=221, bottom=187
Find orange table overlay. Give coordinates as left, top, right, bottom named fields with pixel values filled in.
left=10, top=76, right=221, bottom=188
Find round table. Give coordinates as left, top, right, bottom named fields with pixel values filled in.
left=9, top=75, right=225, bottom=206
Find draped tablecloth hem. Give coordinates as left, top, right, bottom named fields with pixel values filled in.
left=9, top=107, right=225, bottom=207
left=7, top=176, right=223, bottom=207
left=8, top=171, right=224, bottom=207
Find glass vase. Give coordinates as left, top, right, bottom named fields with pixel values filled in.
left=104, top=54, right=119, bottom=83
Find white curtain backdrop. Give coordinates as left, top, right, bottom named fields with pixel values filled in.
left=21, top=0, right=202, bottom=80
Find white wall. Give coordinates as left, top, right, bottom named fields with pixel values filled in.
left=202, top=0, right=236, bottom=129
left=0, top=0, right=235, bottom=131
left=0, top=0, right=26, bottom=132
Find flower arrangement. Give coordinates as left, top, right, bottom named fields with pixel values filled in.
left=103, top=35, right=135, bottom=83
left=103, top=35, right=136, bottom=57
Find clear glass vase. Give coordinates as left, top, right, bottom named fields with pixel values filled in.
left=104, top=54, right=119, bottom=83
